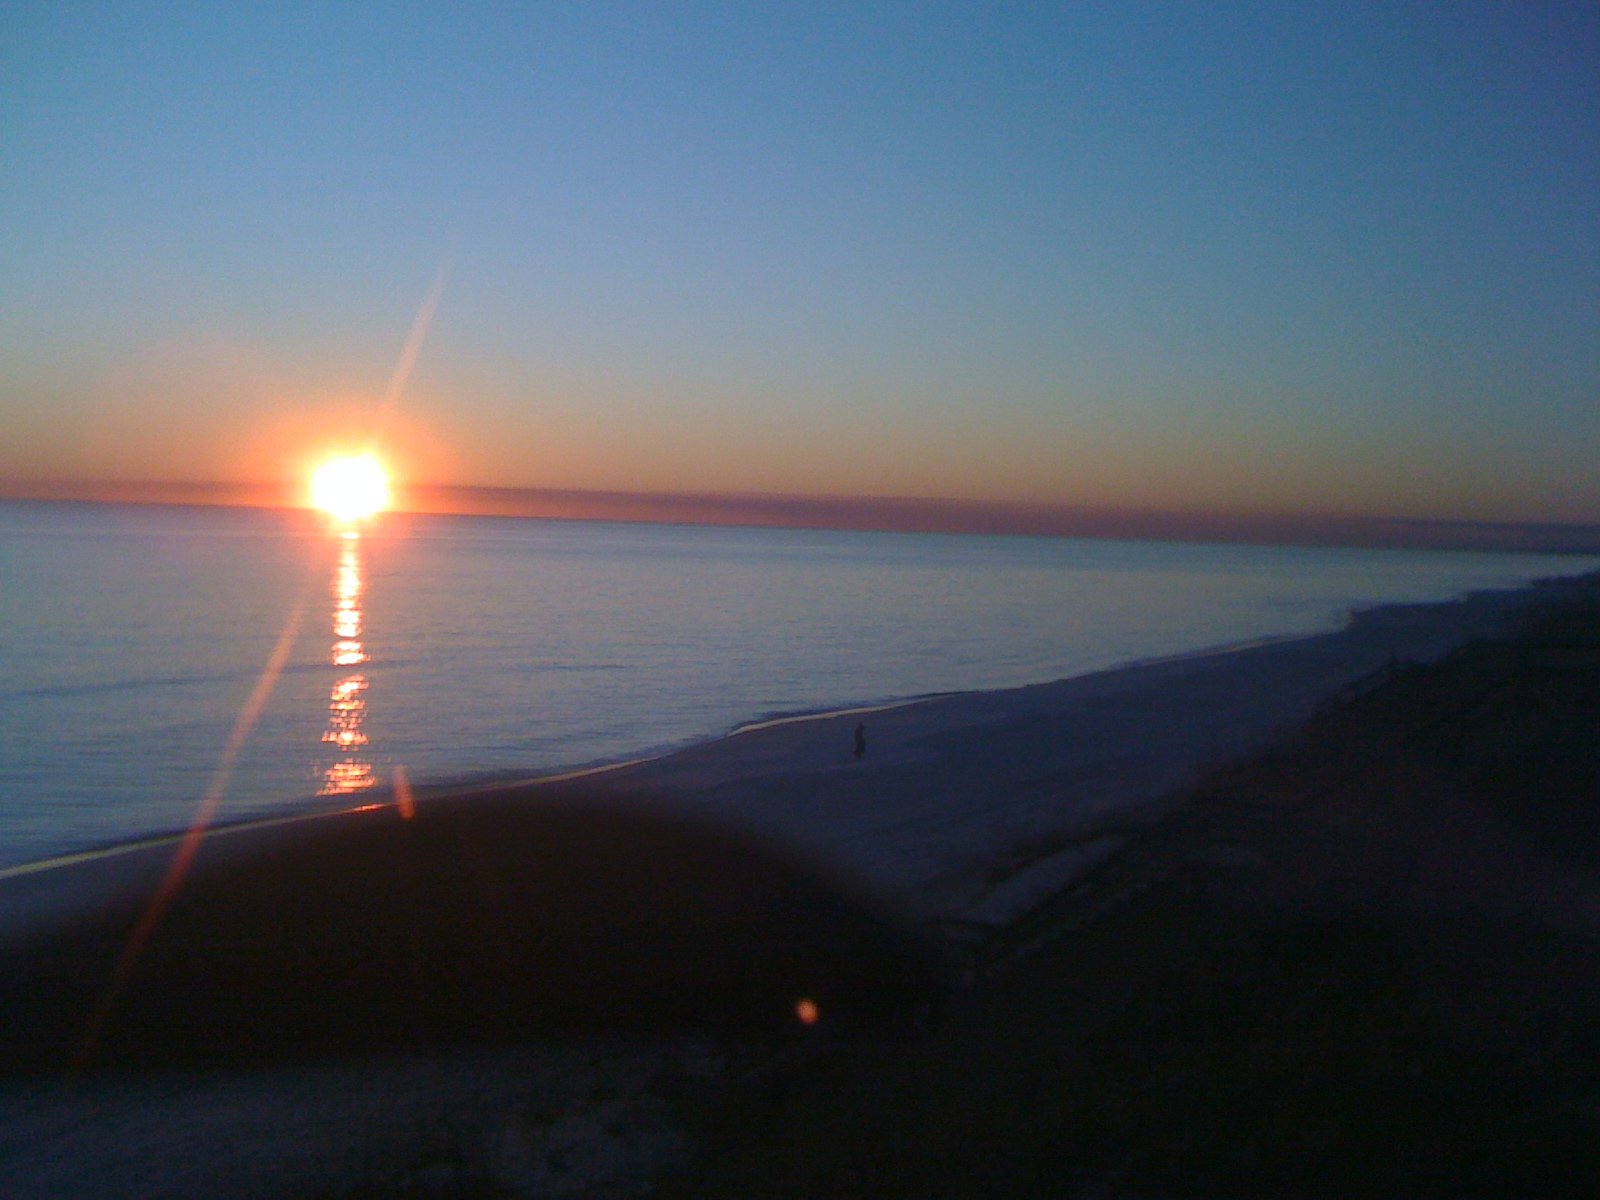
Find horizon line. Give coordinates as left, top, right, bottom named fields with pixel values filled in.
left=3, top=477, right=1599, bottom=555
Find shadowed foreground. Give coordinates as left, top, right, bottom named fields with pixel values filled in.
left=672, top=591, right=1600, bottom=1197
left=0, top=790, right=942, bottom=1077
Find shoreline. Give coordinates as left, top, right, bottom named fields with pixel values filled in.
left=6, top=570, right=1592, bottom=945
left=4, top=552, right=1595, bottom=879
left=573, top=569, right=1600, bottom=919
left=0, top=628, right=1328, bottom=881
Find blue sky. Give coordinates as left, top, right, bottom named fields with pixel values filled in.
left=3, top=1, right=1597, bottom=527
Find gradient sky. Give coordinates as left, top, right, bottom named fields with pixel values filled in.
left=3, top=2, right=1597, bottom=528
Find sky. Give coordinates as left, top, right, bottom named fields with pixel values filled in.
left=3, top=1, right=1598, bottom=539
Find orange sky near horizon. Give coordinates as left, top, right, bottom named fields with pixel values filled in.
left=3, top=347, right=1586, bottom=534
left=4, top=6, right=1597, bottom=540
left=5, top=469, right=1598, bottom=558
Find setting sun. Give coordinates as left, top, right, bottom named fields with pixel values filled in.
left=311, top=454, right=391, bottom=521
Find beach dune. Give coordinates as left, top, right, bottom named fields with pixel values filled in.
left=0, top=789, right=942, bottom=1076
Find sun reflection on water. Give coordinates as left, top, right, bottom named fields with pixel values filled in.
left=319, top=534, right=375, bottom=794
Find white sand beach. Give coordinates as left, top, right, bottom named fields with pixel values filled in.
left=576, top=577, right=1569, bottom=923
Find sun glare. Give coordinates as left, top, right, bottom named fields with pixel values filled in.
left=311, top=454, right=391, bottom=521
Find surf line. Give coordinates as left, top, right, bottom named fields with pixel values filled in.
left=729, top=696, right=939, bottom=738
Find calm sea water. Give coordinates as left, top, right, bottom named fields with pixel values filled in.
left=1, top=500, right=1593, bottom=868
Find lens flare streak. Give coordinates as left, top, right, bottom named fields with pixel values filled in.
left=74, top=588, right=310, bottom=1072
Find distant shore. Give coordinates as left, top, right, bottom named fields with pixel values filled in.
left=8, top=488, right=1600, bottom=554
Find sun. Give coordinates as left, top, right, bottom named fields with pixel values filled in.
left=310, top=454, right=391, bottom=521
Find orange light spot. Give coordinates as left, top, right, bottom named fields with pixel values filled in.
left=394, top=764, right=415, bottom=820
left=796, top=998, right=820, bottom=1026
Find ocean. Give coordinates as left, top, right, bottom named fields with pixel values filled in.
left=1, top=499, right=1593, bottom=870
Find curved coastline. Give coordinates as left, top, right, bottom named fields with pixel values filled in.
left=4, top=555, right=1593, bottom=882
left=0, top=642, right=1270, bottom=884
left=5, top=568, right=1593, bottom=944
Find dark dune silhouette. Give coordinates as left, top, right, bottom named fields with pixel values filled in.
left=0, top=785, right=944, bottom=1076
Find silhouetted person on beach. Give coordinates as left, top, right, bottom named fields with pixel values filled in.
left=854, top=722, right=866, bottom=759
